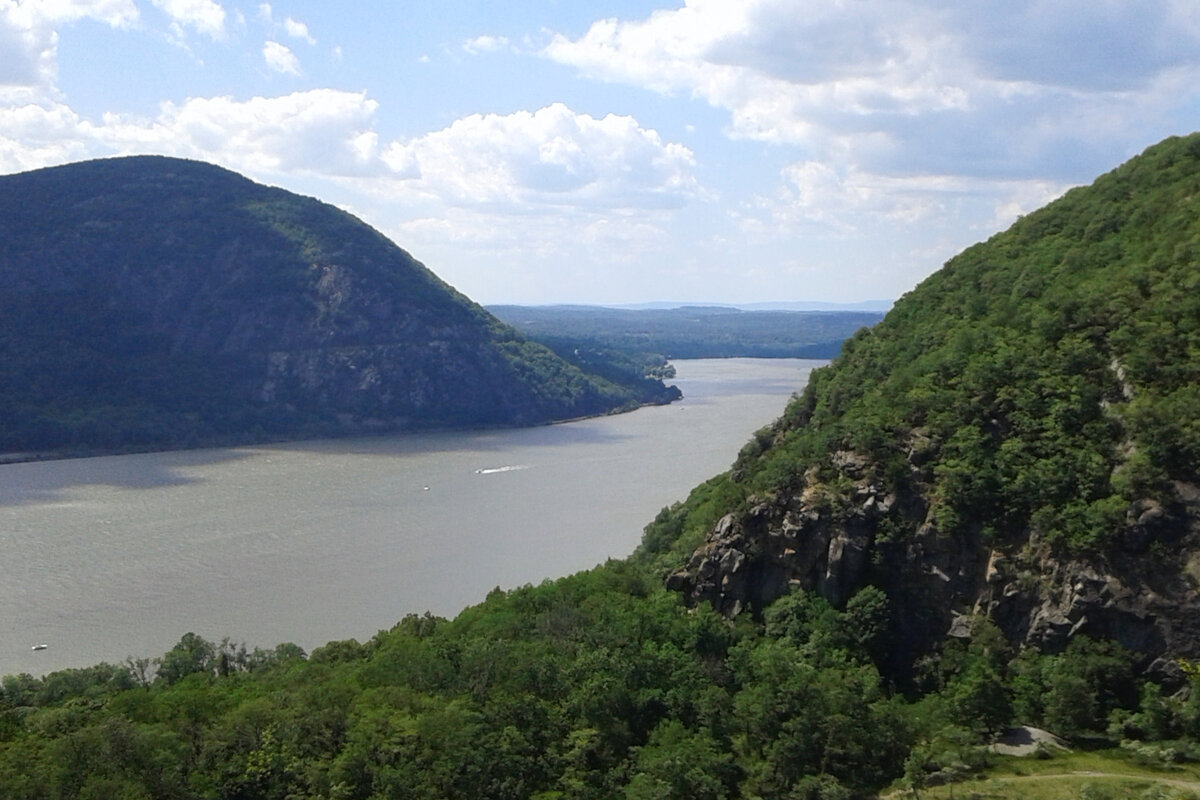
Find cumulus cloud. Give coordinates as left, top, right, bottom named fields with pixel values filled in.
left=750, top=161, right=1068, bottom=237
left=0, top=89, right=400, bottom=180
left=382, top=102, right=697, bottom=210
left=258, top=3, right=314, bottom=45
left=0, top=0, right=138, bottom=90
left=141, top=90, right=385, bottom=175
left=263, top=40, right=299, bottom=75
left=31, top=0, right=138, bottom=26
left=543, top=0, right=1200, bottom=183
left=463, top=34, right=509, bottom=55
left=0, top=2, right=55, bottom=89
left=151, top=0, right=226, bottom=40
left=0, top=100, right=92, bottom=171
left=283, top=16, right=313, bottom=44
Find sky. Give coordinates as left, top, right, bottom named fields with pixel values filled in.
left=2, top=1, right=1200, bottom=306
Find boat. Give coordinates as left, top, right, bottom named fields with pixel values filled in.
left=31, top=643, right=47, bottom=651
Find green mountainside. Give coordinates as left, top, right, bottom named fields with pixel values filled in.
left=4, top=136, right=1200, bottom=798
left=0, top=157, right=677, bottom=460
left=488, top=304, right=883, bottom=359
left=658, top=131, right=1200, bottom=673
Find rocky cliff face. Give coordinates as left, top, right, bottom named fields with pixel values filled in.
left=668, top=450, right=1200, bottom=678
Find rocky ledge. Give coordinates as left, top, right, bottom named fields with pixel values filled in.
left=668, top=450, right=1200, bottom=679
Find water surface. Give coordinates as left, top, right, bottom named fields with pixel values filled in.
left=0, top=358, right=820, bottom=677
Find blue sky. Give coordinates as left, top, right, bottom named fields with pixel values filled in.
left=3, top=1, right=1200, bottom=305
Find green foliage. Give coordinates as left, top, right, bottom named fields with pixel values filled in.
left=636, top=473, right=748, bottom=572
left=0, top=156, right=677, bottom=459
left=715, top=132, right=1200, bottom=554
left=0, top=566, right=920, bottom=799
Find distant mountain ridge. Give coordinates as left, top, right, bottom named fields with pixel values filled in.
left=487, top=304, right=883, bottom=359
left=609, top=300, right=894, bottom=312
left=0, top=156, right=677, bottom=458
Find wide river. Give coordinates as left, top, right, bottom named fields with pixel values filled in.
left=0, top=358, right=821, bottom=678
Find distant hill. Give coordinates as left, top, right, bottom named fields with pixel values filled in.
left=0, top=156, right=677, bottom=459
left=612, top=299, right=894, bottom=312
left=487, top=304, right=884, bottom=359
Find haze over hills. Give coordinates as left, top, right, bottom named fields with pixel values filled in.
left=0, top=156, right=678, bottom=460
left=5, top=134, right=1200, bottom=798
left=488, top=304, right=883, bottom=359
left=609, top=300, right=894, bottom=312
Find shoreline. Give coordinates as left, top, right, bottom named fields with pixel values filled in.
left=0, top=391, right=681, bottom=468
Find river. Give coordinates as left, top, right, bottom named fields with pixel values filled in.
left=0, top=358, right=821, bottom=678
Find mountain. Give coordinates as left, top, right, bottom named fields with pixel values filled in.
left=487, top=303, right=884, bottom=359
left=0, top=156, right=677, bottom=459
left=6, top=135, right=1200, bottom=800
left=610, top=300, right=894, bottom=312
left=654, top=132, right=1200, bottom=679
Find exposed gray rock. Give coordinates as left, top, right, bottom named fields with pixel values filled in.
left=669, top=456, right=1200, bottom=677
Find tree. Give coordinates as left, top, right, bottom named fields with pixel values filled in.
left=154, top=633, right=216, bottom=686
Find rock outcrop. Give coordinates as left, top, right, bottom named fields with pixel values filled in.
left=669, top=457, right=1200, bottom=677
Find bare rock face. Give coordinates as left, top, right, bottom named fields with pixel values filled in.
left=670, top=452, right=1200, bottom=676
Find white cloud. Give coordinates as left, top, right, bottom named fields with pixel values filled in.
left=749, top=161, right=1069, bottom=237
left=283, top=16, right=313, bottom=44
left=263, top=40, right=299, bottom=75
left=30, top=0, right=138, bottom=26
left=0, top=100, right=91, bottom=171
left=0, top=89, right=401, bottom=180
left=141, top=90, right=384, bottom=175
left=463, top=34, right=508, bottom=55
left=382, top=102, right=697, bottom=210
left=151, top=0, right=226, bottom=40
left=258, top=3, right=313, bottom=44
left=0, top=2, right=55, bottom=89
left=540, top=0, right=1200, bottom=279
left=0, top=0, right=138, bottom=90
left=543, top=0, right=1200, bottom=184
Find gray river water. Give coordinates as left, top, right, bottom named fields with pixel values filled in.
left=0, top=358, right=820, bottom=678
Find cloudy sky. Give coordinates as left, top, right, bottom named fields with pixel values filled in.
left=3, top=0, right=1199, bottom=305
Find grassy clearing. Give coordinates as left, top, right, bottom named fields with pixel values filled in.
left=882, top=748, right=1200, bottom=799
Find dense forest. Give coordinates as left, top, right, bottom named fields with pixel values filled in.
left=0, top=553, right=1195, bottom=798
left=5, top=134, right=1200, bottom=798
left=0, top=157, right=677, bottom=462
left=487, top=304, right=883, bottom=360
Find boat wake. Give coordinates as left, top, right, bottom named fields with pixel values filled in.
left=474, top=465, right=530, bottom=475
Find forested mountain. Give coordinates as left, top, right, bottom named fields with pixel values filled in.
left=658, top=131, right=1200, bottom=676
left=5, top=135, right=1200, bottom=798
left=0, top=157, right=677, bottom=460
left=488, top=304, right=883, bottom=359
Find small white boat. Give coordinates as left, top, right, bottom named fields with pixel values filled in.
left=31, top=643, right=48, bottom=651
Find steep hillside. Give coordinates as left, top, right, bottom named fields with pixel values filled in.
left=0, top=157, right=677, bottom=458
left=654, top=132, right=1200, bottom=677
